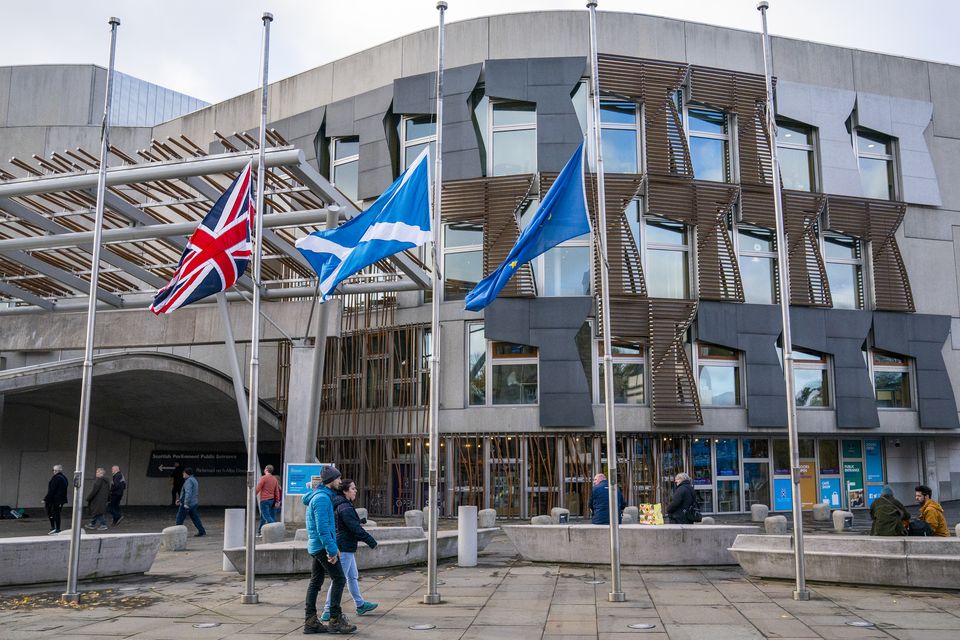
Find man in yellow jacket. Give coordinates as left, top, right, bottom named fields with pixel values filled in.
left=914, top=485, right=949, bottom=537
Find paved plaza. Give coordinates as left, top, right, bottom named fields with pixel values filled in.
left=1, top=509, right=960, bottom=639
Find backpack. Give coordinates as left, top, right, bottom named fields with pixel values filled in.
left=908, top=518, right=934, bottom=537
left=685, top=502, right=703, bottom=523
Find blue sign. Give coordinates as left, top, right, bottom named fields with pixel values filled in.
left=774, top=478, right=793, bottom=511
left=864, top=439, right=883, bottom=483
left=819, top=478, right=841, bottom=508
left=866, top=485, right=883, bottom=507
left=284, top=463, right=327, bottom=496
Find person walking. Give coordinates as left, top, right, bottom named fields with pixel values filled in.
left=321, top=479, right=378, bottom=621
left=914, top=485, right=949, bottom=537
left=302, top=466, right=356, bottom=635
left=870, top=485, right=908, bottom=536
left=590, top=473, right=626, bottom=525
left=84, top=467, right=111, bottom=530
left=108, top=465, right=126, bottom=526
left=255, top=464, right=281, bottom=535
left=170, top=462, right=184, bottom=507
left=175, top=467, right=206, bottom=537
left=665, top=472, right=696, bottom=524
left=43, top=464, right=69, bottom=534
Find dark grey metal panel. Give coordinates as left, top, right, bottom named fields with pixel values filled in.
left=485, top=296, right=594, bottom=427
left=321, top=87, right=393, bottom=200
left=873, top=312, right=959, bottom=429
left=393, top=64, right=483, bottom=180
left=485, top=57, right=587, bottom=173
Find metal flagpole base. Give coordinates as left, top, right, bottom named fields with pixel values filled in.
left=61, top=592, right=80, bottom=604
left=241, top=593, right=260, bottom=604
left=793, top=590, right=811, bottom=601
left=608, top=592, right=626, bottom=603
left=423, top=593, right=441, bottom=605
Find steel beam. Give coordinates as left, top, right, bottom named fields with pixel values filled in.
left=1, top=249, right=122, bottom=306
left=0, top=281, right=55, bottom=310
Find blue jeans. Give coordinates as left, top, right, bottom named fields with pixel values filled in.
left=91, top=513, right=107, bottom=527
left=324, top=551, right=363, bottom=612
left=176, top=504, right=206, bottom=535
left=258, top=499, right=275, bottom=533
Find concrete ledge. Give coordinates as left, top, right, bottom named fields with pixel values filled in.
left=502, top=524, right=758, bottom=566
left=225, top=527, right=498, bottom=575
left=0, top=533, right=162, bottom=587
left=730, top=534, right=960, bottom=590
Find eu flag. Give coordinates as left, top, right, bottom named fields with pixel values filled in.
left=464, top=143, right=590, bottom=311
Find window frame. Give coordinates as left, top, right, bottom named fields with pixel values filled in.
left=640, top=215, right=693, bottom=299
left=695, top=343, right=743, bottom=408
left=487, top=99, right=538, bottom=177
left=869, top=349, right=914, bottom=410
left=733, top=222, right=779, bottom=305
left=330, top=136, right=360, bottom=204
left=441, top=221, right=483, bottom=302
left=854, top=128, right=898, bottom=201
left=683, top=97, right=734, bottom=183
left=465, top=322, right=540, bottom=407
left=775, top=119, right=818, bottom=192
left=594, top=340, right=647, bottom=405
left=822, top=230, right=866, bottom=310
left=400, top=114, right=436, bottom=170
left=791, top=347, right=833, bottom=409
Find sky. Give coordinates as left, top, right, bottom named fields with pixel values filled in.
left=1, top=1, right=957, bottom=104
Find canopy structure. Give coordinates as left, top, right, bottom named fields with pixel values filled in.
left=0, top=131, right=430, bottom=314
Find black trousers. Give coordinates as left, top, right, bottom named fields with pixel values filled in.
left=46, top=502, right=63, bottom=531
left=108, top=495, right=122, bottom=523
left=305, top=551, right=346, bottom=619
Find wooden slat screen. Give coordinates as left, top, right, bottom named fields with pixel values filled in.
left=649, top=299, right=702, bottom=426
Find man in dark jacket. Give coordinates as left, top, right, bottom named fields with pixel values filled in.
left=43, top=464, right=69, bottom=534
left=108, top=465, right=126, bottom=526
left=870, top=485, right=908, bottom=536
left=590, top=473, right=626, bottom=525
left=666, top=472, right=696, bottom=524
left=84, top=468, right=111, bottom=530
left=321, top=479, right=378, bottom=621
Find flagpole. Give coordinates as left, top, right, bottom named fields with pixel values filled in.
left=62, top=16, right=119, bottom=605
left=757, top=1, right=809, bottom=601
left=587, top=1, right=625, bottom=603
left=242, top=11, right=272, bottom=606
left=216, top=292, right=254, bottom=465
left=424, top=0, right=446, bottom=607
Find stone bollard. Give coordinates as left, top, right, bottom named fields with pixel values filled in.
left=550, top=507, right=570, bottom=524
left=531, top=515, right=552, bottom=525
left=700, top=516, right=715, bottom=525
left=161, top=525, right=188, bottom=551
left=365, top=520, right=378, bottom=528
left=356, top=508, right=368, bottom=522
left=294, top=528, right=308, bottom=541
left=405, top=509, right=425, bottom=529
left=764, top=515, right=788, bottom=535
left=223, top=508, right=246, bottom=571
left=623, top=506, right=640, bottom=523
left=751, top=504, right=770, bottom=522
left=458, top=506, right=478, bottom=567
left=478, top=508, right=497, bottom=528
left=261, top=522, right=286, bottom=544
left=956, top=523, right=960, bottom=538
left=812, top=502, right=831, bottom=521
left=622, top=512, right=637, bottom=524
left=833, top=510, right=854, bottom=533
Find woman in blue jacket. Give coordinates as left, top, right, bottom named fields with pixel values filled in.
left=321, top=479, right=379, bottom=620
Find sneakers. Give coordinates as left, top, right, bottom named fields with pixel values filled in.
left=97, top=525, right=109, bottom=531
left=84, top=524, right=95, bottom=529
left=194, top=532, right=207, bottom=537
left=303, top=614, right=328, bottom=634
left=320, top=611, right=330, bottom=622
left=328, top=614, right=357, bottom=634
left=47, top=529, right=58, bottom=535
left=356, top=602, right=378, bottom=615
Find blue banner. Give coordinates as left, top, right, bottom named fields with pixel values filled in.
left=866, top=485, right=883, bottom=507
left=773, top=478, right=793, bottom=511
left=819, top=478, right=841, bottom=508
left=284, top=463, right=328, bottom=496
left=865, top=439, right=883, bottom=483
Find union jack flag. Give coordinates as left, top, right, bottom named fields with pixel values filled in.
left=150, top=162, right=254, bottom=314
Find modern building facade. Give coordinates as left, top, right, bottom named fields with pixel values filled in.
left=1, top=11, right=959, bottom=517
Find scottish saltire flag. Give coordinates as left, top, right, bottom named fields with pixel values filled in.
left=464, top=143, right=590, bottom=311
left=150, top=163, right=253, bottom=314
left=296, top=147, right=431, bottom=301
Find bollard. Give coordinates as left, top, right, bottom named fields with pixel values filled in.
left=832, top=510, right=854, bottom=533
left=750, top=504, right=770, bottom=522
left=223, top=508, right=246, bottom=571
left=812, top=502, right=831, bottom=522
left=458, top=505, right=478, bottom=567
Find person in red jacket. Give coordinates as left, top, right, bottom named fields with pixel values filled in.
left=255, top=464, right=281, bottom=534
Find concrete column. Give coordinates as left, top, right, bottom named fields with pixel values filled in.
left=457, top=505, right=477, bottom=567
left=921, top=439, right=939, bottom=500
left=282, top=343, right=318, bottom=525
left=223, top=508, right=246, bottom=571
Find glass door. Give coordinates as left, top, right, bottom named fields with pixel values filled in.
left=490, top=436, right=522, bottom=518
left=817, top=439, right=842, bottom=508
left=742, top=438, right=771, bottom=510
left=715, top=438, right=741, bottom=512
left=692, top=437, right=714, bottom=513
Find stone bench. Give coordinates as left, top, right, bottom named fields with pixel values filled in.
left=293, top=526, right=423, bottom=543
left=502, top=524, right=758, bottom=566
left=0, top=533, right=162, bottom=587
left=224, top=527, right=498, bottom=575
left=730, top=534, right=960, bottom=590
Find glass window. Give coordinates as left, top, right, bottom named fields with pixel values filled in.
left=717, top=479, right=741, bottom=513
left=715, top=439, right=739, bottom=477
left=773, top=439, right=790, bottom=475
left=737, top=225, right=778, bottom=304
left=692, top=438, right=712, bottom=487
left=468, top=324, right=486, bottom=405
left=645, top=218, right=690, bottom=298
left=776, top=121, right=815, bottom=192
left=491, top=342, right=538, bottom=405
left=490, top=101, right=537, bottom=176
left=743, top=462, right=770, bottom=509
left=792, top=348, right=830, bottom=407
left=597, top=341, right=645, bottom=404
left=823, top=233, right=863, bottom=310
left=819, top=440, right=840, bottom=475
left=698, top=343, right=741, bottom=406
left=443, top=223, right=482, bottom=300
left=872, top=351, right=911, bottom=408
left=600, top=100, right=640, bottom=174
left=742, top=439, right=769, bottom=459
left=687, top=108, right=729, bottom=182
left=856, top=130, right=896, bottom=200
left=542, top=246, right=591, bottom=296
left=332, top=136, right=360, bottom=203
left=401, top=115, right=436, bottom=168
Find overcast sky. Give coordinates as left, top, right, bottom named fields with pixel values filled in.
left=1, top=1, right=957, bottom=104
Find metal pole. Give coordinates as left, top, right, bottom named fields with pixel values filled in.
left=62, top=16, right=119, bottom=604
left=757, top=1, right=809, bottom=601
left=587, top=1, right=625, bottom=603
left=424, top=0, right=446, bottom=606
left=242, top=11, right=272, bottom=606
left=216, top=293, right=253, bottom=457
